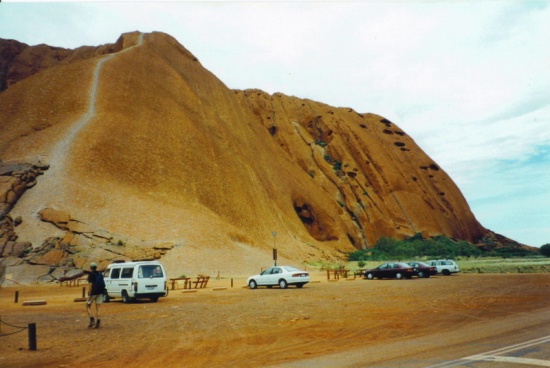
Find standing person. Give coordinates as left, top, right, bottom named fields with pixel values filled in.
left=86, top=262, right=105, bottom=328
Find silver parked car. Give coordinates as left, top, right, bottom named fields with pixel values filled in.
left=247, top=266, right=310, bottom=289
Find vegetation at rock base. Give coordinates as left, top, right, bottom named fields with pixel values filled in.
left=540, top=244, right=550, bottom=257
left=347, top=233, right=535, bottom=261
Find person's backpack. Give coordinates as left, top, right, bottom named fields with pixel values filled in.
left=95, top=272, right=106, bottom=292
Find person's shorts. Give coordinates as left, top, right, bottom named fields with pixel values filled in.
left=87, top=294, right=103, bottom=305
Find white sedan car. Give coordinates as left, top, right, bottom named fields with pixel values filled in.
left=247, top=266, right=310, bottom=289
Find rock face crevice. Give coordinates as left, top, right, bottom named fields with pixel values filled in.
left=0, top=31, right=532, bottom=284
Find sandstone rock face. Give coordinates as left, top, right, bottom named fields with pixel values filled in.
left=0, top=31, right=526, bottom=284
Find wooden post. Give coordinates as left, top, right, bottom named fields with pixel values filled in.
left=82, top=287, right=86, bottom=298
left=231, top=278, right=233, bottom=288
left=272, top=231, right=277, bottom=266
left=28, top=323, right=37, bottom=351
left=15, top=291, right=19, bottom=303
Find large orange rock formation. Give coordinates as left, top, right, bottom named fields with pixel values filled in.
left=0, top=31, right=506, bottom=279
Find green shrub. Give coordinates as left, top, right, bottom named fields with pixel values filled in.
left=314, top=139, right=327, bottom=147
left=347, top=233, right=483, bottom=261
left=540, top=244, right=550, bottom=257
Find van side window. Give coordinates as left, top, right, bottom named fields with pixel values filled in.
left=121, top=268, right=134, bottom=278
left=103, top=269, right=111, bottom=278
left=110, top=268, right=121, bottom=279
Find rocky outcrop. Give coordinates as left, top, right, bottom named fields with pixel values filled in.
left=1, top=205, right=175, bottom=285
left=0, top=160, right=175, bottom=285
left=0, top=161, right=48, bottom=259
left=0, top=31, right=532, bottom=284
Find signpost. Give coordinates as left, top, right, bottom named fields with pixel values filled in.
left=272, top=231, right=277, bottom=266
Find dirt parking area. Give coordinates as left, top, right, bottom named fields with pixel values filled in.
left=1, top=273, right=549, bottom=367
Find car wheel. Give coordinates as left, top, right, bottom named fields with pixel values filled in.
left=417, top=271, right=424, bottom=278
left=296, top=283, right=304, bottom=288
left=395, top=273, right=403, bottom=280
left=121, top=290, right=131, bottom=303
left=278, top=279, right=288, bottom=289
left=249, top=280, right=257, bottom=289
left=366, top=273, right=374, bottom=280
left=442, top=269, right=451, bottom=276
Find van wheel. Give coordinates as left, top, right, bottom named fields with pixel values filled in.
left=121, top=290, right=131, bottom=303
left=150, top=297, right=159, bottom=302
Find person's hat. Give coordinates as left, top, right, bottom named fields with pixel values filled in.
left=90, top=262, right=97, bottom=269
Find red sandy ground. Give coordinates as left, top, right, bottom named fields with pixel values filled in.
left=1, top=273, right=549, bottom=367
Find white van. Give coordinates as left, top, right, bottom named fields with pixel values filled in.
left=425, top=259, right=460, bottom=275
left=103, top=260, right=168, bottom=303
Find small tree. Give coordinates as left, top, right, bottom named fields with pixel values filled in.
left=540, top=244, right=550, bottom=257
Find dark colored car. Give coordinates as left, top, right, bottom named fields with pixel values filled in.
left=407, top=261, right=437, bottom=278
left=363, top=262, right=415, bottom=280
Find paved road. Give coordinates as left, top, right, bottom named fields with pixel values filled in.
left=429, top=335, right=550, bottom=367
left=278, top=305, right=550, bottom=367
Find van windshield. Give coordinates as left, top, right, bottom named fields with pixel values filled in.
left=138, top=265, right=164, bottom=278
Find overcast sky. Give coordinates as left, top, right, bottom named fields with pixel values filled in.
left=1, top=1, right=549, bottom=247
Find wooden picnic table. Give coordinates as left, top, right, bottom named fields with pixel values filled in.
left=326, top=269, right=349, bottom=280
left=169, top=277, right=191, bottom=290
left=60, top=277, right=87, bottom=287
left=192, top=275, right=210, bottom=289
left=353, top=269, right=366, bottom=278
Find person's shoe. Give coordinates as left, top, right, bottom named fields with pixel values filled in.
left=88, top=317, right=95, bottom=328
left=95, top=319, right=101, bottom=329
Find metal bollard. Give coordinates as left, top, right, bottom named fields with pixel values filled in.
left=28, top=323, right=37, bottom=351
